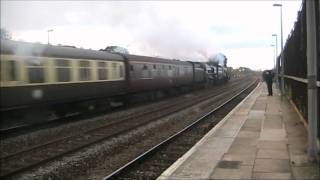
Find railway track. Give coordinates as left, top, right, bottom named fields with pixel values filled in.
left=0, top=78, right=240, bottom=139
left=103, top=80, right=258, bottom=179
left=0, top=77, right=255, bottom=179
left=1, top=78, right=242, bottom=153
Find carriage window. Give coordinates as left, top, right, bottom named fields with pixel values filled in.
left=1, top=60, right=17, bottom=81
left=55, top=59, right=70, bottom=82
left=141, top=64, right=151, bottom=78
left=112, top=63, right=117, bottom=79
left=79, top=60, right=91, bottom=81
left=153, top=64, right=156, bottom=69
left=98, top=61, right=108, bottom=80
left=179, top=66, right=184, bottom=76
left=143, top=64, right=148, bottom=70
left=26, top=58, right=45, bottom=83
left=157, top=66, right=161, bottom=76
left=119, top=64, right=124, bottom=78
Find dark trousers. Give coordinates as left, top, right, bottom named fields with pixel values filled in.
left=266, top=81, right=273, bottom=96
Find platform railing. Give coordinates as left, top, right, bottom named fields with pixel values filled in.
left=281, top=74, right=319, bottom=121
left=281, top=74, right=319, bottom=158
left=283, top=75, right=320, bottom=87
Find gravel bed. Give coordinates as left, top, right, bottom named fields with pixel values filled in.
left=10, top=79, right=252, bottom=179
left=12, top=106, right=201, bottom=179
left=1, top=78, right=239, bottom=156
left=0, top=93, right=188, bottom=157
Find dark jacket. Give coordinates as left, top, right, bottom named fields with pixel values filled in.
left=263, top=70, right=274, bottom=83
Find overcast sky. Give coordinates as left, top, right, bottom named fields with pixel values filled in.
left=1, top=0, right=302, bottom=70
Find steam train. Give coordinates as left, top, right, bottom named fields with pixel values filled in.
left=0, top=40, right=229, bottom=122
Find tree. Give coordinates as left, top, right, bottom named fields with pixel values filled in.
left=0, top=28, right=12, bottom=40
left=99, top=46, right=129, bottom=54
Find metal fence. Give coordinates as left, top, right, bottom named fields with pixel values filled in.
left=281, top=0, right=319, bottom=138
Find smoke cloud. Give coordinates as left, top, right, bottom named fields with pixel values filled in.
left=1, top=1, right=302, bottom=69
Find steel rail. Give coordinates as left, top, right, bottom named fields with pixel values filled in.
left=0, top=78, right=250, bottom=178
left=0, top=78, right=240, bottom=136
left=1, top=79, right=243, bottom=160
left=103, top=79, right=258, bottom=179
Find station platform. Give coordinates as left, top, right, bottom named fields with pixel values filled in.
left=158, top=83, right=319, bottom=180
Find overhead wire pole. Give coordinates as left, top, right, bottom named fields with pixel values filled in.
left=306, top=0, right=318, bottom=162
left=273, top=3, right=284, bottom=95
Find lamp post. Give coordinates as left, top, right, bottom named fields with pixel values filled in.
left=270, top=44, right=276, bottom=70
left=47, top=29, right=53, bottom=45
left=273, top=3, right=284, bottom=95
left=272, top=34, right=278, bottom=60
left=272, top=34, right=279, bottom=86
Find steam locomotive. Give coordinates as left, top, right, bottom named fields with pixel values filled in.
left=0, top=40, right=229, bottom=122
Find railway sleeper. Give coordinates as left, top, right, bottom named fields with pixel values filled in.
left=145, top=161, right=172, bottom=168
left=124, top=169, right=158, bottom=179
left=164, top=146, right=188, bottom=153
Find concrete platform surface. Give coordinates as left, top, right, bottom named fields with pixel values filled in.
left=158, top=83, right=319, bottom=180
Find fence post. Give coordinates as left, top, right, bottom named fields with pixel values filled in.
left=306, top=0, right=319, bottom=162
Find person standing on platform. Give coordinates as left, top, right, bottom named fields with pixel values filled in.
left=263, top=70, right=274, bottom=96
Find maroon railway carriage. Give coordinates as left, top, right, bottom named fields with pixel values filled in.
left=123, top=54, right=196, bottom=93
